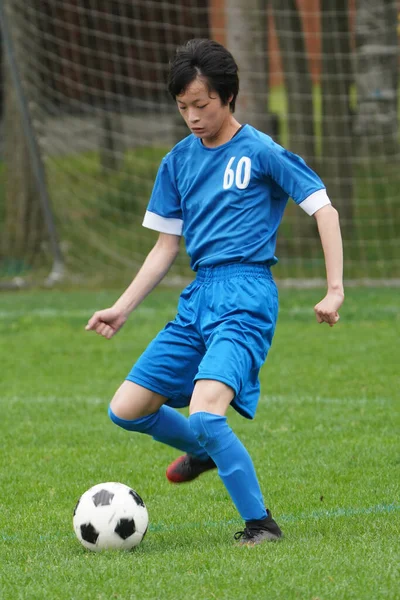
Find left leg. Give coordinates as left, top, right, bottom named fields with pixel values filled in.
left=167, top=264, right=282, bottom=542
left=190, top=380, right=267, bottom=502
left=166, top=378, right=281, bottom=543
left=188, top=380, right=282, bottom=543
left=189, top=380, right=266, bottom=520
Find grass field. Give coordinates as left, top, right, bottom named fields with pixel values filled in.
left=0, top=286, right=399, bottom=599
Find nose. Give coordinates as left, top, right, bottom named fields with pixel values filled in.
left=188, top=109, right=200, bottom=124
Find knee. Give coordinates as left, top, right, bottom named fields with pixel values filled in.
left=108, top=405, right=158, bottom=433
left=110, top=380, right=165, bottom=420
left=188, top=412, right=206, bottom=443
left=108, top=405, right=136, bottom=431
left=188, top=412, right=227, bottom=448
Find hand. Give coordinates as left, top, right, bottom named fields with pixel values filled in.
left=85, top=307, right=127, bottom=339
left=314, top=291, right=344, bottom=327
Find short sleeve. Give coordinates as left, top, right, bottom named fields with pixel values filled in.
left=266, top=144, right=331, bottom=215
left=142, top=155, right=183, bottom=235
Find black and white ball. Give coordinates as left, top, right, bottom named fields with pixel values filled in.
left=73, top=482, right=149, bottom=551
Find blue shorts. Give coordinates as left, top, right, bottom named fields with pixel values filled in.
left=126, top=263, right=278, bottom=419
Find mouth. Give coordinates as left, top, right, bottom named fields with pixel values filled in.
left=191, top=127, right=205, bottom=134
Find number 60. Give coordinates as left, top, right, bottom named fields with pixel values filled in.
left=223, top=156, right=252, bottom=190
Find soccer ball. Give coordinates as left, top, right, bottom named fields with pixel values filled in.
left=73, top=482, right=149, bottom=551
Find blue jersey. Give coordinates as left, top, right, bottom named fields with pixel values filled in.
left=143, top=124, right=330, bottom=271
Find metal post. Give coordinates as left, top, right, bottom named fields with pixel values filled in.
left=0, top=1, right=64, bottom=285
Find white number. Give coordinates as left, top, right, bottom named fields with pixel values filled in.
left=235, top=157, right=251, bottom=189
left=223, top=156, right=251, bottom=190
left=223, top=156, right=236, bottom=189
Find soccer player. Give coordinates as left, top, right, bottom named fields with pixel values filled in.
left=86, top=39, right=344, bottom=545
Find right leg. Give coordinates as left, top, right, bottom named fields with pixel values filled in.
left=109, top=279, right=217, bottom=464
left=108, top=380, right=209, bottom=459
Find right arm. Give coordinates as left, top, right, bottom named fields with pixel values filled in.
left=86, top=232, right=180, bottom=339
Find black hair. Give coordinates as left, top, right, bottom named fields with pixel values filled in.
left=167, top=39, right=239, bottom=112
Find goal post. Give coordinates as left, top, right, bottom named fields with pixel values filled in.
left=0, top=0, right=65, bottom=287
left=0, top=0, right=399, bottom=287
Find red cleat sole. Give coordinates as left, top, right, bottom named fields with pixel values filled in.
left=166, top=456, right=190, bottom=483
left=166, top=454, right=217, bottom=483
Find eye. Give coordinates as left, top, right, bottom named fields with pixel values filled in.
left=178, top=105, right=187, bottom=111
left=197, top=104, right=208, bottom=109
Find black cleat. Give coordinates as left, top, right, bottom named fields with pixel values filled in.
left=166, top=454, right=217, bottom=483
left=234, top=511, right=283, bottom=545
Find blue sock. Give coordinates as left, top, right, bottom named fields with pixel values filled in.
left=108, top=405, right=209, bottom=460
left=188, top=412, right=267, bottom=522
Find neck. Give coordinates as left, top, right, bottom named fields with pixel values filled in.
left=202, top=116, right=242, bottom=148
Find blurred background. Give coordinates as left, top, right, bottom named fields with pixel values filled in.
left=0, top=0, right=399, bottom=288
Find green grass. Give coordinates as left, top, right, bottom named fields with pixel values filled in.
left=0, top=286, right=399, bottom=599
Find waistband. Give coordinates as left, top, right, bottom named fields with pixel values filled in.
left=195, top=262, right=273, bottom=282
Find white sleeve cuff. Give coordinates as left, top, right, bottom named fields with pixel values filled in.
left=299, top=189, right=331, bottom=216
left=142, top=211, right=183, bottom=235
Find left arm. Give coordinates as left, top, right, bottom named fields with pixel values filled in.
left=313, top=204, right=344, bottom=327
left=264, top=143, right=344, bottom=324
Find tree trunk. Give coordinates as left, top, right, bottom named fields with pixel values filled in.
left=1, top=2, right=46, bottom=267
left=354, top=0, right=398, bottom=160
left=225, top=0, right=272, bottom=134
left=320, top=0, right=354, bottom=231
left=270, top=0, right=315, bottom=165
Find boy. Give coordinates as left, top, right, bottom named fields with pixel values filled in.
left=86, top=39, right=344, bottom=545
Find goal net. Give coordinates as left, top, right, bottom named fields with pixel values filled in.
left=0, top=0, right=399, bottom=287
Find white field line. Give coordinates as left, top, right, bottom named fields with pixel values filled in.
left=0, top=503, right=398, bottom=542
left=0, top=305, right=399, bottom=320
left=284, top=304, right=399, bottom=317
left=259, top=395, right=395, bottom=407
left=2, top=394, right=393, bottom=407
left=3, top=395, right=107, bottom=406
left=0, top=306, right=175, bottom=319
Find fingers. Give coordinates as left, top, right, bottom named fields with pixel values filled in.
left=85, top=312, right=116, bottom=338
left=85, top=313, right=100, bottom=331
left=98, top=324, right=116, bottom=339
left=90, top=321, right=115, bottom=339
left=314, top=309, right=340, bottom=326
left=331, top=313, right=340, bottom=326
left=314, top=291, right=344, bottom=327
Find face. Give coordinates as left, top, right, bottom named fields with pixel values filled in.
left=176, top=77, right=233, bottom=145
